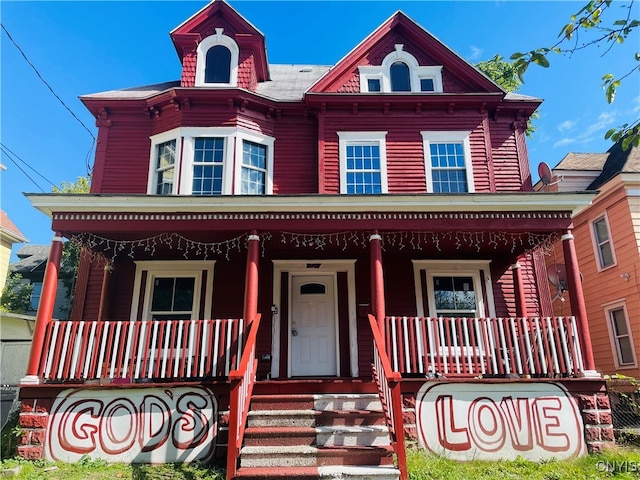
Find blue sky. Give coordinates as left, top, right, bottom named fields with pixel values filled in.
left=1, top=1, right=638, bottom=251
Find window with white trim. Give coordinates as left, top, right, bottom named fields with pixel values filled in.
left=591, top=215, right=616, bottom=269
left=131, top=261, right=215, bottom=323
left=338, top=132, right=388, bottom=194
left=412, top=260, right=495, bottom=352
left=148, top=127, right=274, bottom=195
left=195, top=28, right=239, bottom=87
left=154, top=139, right=177, bottom=194
left=421, top=131, right=474, bottom=193
left=241, top=140, right=267, bottom=194
left=359, top=44, right=443, bottom=93
left=605, top=302, right=636, bottom=368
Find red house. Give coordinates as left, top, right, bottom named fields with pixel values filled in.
left=19, top=2, right=613, bottom=478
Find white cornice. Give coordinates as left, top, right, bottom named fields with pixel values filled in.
left=25, top=193, right=595, bottom=217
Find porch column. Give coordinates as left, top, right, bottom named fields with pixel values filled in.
left=243, top=231, right=260, bottom=325
left=511, top=262, right=528, bottom=317
left=22, top=233, right=64, bottom=384
left=562, top=230, right=598, bottom=375
left=369, top=231, right=386, bottom=335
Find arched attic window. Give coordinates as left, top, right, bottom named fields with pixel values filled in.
left=390, top=61, right=411, bottom=92
left=205, top=45, right=231, bottom=83
left=195, top=28, right=239, bottom=87
left=358, top=44, right=443, bottom=93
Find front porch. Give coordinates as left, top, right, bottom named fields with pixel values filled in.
left=18, top=192, right=608, bottom=477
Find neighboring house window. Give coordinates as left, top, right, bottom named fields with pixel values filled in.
left=605, top=301, right=636, bottom=368
left=591, top=215, right=616, bottom=269
left=195, top=29, right=239, bottom=87
left=30, top=282, right=42, bottom=310
left=338, top=132, right=388, bottom=194
left=359, top=44, right=443, bottom=93
left=148, top=127, right=274, bottom=195
left=130, top=261, right=215, bottom=323
left=421, top=131, right=474, bottom=193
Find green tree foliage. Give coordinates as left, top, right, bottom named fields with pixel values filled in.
left=510, top=1, right=639, bottom=150
left=52, top=175, right=91, bottom=194
left=476, top=54, right=538, bottom=137
left=476, top=54, right=523, bottom=93
left=0, top=273, right=33, bottom=313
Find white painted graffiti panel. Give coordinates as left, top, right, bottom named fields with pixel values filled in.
left=416, top=382, right=585, bottom=461
left=46, top=387, right=217, bottom=463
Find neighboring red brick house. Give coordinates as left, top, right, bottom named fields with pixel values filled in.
left=19, top=2, right=612, bottom=478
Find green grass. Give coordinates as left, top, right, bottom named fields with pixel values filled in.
left=406, top=444, right=640, bottom=479
left=0, top=457, right=225, bottom=480
left=2, top=446, right=640, bottom=479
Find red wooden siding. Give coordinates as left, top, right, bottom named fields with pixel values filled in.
left=95, top=113, right=153, bottom=194
left=272, top=116, right=318, bottom=194
left=489, top=120, right=524, bottom=192
left=338, top=272, right=351, bottom=377
left=320, top=113, right=487, bottom=194
left=211, top=258, right=245, bottom=319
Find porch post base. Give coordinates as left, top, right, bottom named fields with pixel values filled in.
left=577, top=370, right=601, bottom=379
left=20, top=375, right=41, bottom=385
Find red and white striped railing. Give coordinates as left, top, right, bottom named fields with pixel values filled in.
left=227, top=314, right=262, bottom=480
left=384, top=316, right=584, bottom=378
left=38, top=318, right=245, bottom=382
left=368, top=315, right=408, bottom=480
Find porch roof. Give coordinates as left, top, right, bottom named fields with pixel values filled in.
left=26, top=192, right=595, bottom=217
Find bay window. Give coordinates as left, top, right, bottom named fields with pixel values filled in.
left=148, top=127, right=274, bottom=195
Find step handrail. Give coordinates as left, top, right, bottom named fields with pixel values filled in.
left=368, top=314, right=408, bottom=480
left=226, top=313, right=262, bottom=480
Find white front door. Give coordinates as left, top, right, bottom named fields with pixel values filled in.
left=290, top=274, right=337, bottom=377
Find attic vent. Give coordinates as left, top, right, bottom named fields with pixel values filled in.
left=299, top=67, right=313, bottom=73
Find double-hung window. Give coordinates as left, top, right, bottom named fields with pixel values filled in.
left=148, top=127, right=274, bottom=195
left=338, top=132, right=388, bottom=194
left=241, top=140, right=267, bottom=194
left=192, top=137, right=225, bottom=195
left=605, top=302, right=636, bottom=368
left=591, top=215, right=616, bottom=270
left=155, top=140, right=177, bottom=194
left=421, top=131, right=474, bottom=193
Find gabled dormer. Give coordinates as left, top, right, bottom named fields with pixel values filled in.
left=308, top=11, right=502, bottom=95
left=170, top=0, right=269, bottom=89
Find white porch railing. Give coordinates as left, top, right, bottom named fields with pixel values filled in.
left=384, top=316, right=584, bottom=378
left=38, top=319, right=245, bottom=382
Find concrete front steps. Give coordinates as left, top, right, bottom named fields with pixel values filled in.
left=233, top=393, right=400, bottom=480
